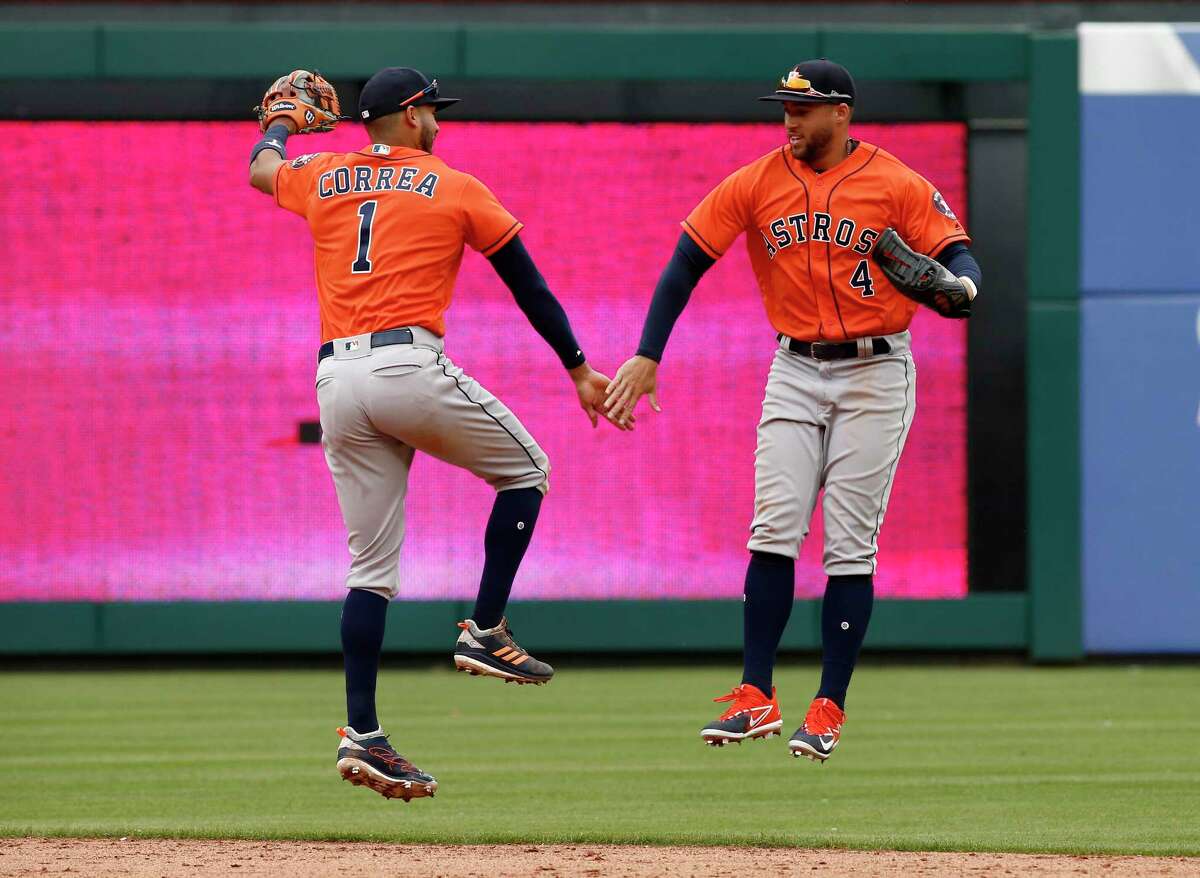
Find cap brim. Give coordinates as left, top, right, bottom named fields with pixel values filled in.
left=757, top=92, right=853, bottom=105
left=422, top=97, right=461, bottom=111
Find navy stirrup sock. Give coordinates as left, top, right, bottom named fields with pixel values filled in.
left=740, top=551, right=795, bottom=696
left=816, top=574, right=874, bottom=710
left=472, top=487, right=544, bottom=630
left=341, top=589, right=389, bottom=733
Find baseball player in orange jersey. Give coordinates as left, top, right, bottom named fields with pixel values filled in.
left=248, top=67, right=623, bottom=800
left=605, top=60, right=981, bottom=762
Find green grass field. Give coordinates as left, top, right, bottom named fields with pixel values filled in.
left=1, top=662, right=1198, bottom=855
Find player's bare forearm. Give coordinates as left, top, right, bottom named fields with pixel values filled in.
left=603, top=355, right=661, bottom=429
left=249, top=151, right=285, bottom=195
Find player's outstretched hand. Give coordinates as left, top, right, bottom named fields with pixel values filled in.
left=570, top=364, right=632, bottom=431
left=603, top=355, right=661, bottom=429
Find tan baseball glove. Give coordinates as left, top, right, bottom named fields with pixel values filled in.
left=255, top=70, right=341, bottom=134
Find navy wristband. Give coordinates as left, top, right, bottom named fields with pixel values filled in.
left=249, top=124, right=291, bottom=165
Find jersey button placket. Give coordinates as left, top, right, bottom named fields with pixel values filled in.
left=805, top=156, right=832, bottom=407
left=819, top=213, right=841, bottom=338
left=808, top=175, right=841, bottom=338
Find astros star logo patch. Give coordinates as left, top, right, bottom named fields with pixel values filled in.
left=932, top=190, right=958, bottom=220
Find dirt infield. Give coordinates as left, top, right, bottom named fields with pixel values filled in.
left=2, top=838, right=1197, bottom=877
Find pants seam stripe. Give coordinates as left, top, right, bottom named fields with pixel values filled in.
left=435, top=352, right=547, bottom=484
left=868, top=355, right=912, bottom=560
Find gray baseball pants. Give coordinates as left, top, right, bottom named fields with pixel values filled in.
left=315, top=326, right=549, bottom=599
left=747, top=331, right=916, bottom=575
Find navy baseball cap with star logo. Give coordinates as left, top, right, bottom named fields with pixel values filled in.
left=358, top=67, right=461, bottom=121
left=758, top=59, right=856, bottom=106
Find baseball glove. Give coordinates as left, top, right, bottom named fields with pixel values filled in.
left=872, top=228, right=972, bottom=319
left=255, top=70, right=341, bottom=134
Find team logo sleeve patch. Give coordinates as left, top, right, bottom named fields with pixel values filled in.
left=932, top=190, right=958, bottom=220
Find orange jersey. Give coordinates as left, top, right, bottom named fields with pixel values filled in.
left=682, top=140, right=969, bottom=341
left=275, top=144, right=523, bottom=341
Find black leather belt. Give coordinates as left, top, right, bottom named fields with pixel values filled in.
left=318, top=328, right=415, bottom=363
left=778, top=334, right=891, bottom=361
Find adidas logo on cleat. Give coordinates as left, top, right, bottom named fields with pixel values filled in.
left=452, top=619, right=554, bottom=685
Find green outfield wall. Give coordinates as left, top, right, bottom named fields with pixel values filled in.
left=0, top=24, right=1030, bottom=81
left=0, top=596, right=1028, bottom=654
left=0, top=24, right=1079, bottom=660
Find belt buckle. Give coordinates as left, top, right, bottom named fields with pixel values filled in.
left=332, top=332, right=373, bottom=360
left=809, top=341, right=833, bottom=361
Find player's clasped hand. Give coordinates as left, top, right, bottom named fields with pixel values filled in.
left=603, top=355, right=662, bottom=429
left=572, top=365, right=634, bottom=430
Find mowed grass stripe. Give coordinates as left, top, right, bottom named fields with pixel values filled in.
left=1, top=664, right=1197, bottom=855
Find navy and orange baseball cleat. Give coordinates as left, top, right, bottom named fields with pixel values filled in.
left=788, top=697, right=846, bottom=762
left=453, top=618, right=554, bottom=684
left=336, top=726, right=438, bottom=801
left=700, top=683, right=783, bottom=746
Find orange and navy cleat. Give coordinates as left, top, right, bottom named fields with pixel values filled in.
left=700, top=683, right=783, bottom=746
left=335, top=726, right=438, bottom=801
left=788, top=697, right=846, bottom=762
left=453, top=618, right=554, bottom=685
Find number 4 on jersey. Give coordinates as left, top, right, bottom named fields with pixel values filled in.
left=850, top=259, right=875, bottom=298
left=352, top=200, right=377, bottom=274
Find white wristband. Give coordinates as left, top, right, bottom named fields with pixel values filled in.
left=958, top=276, right=978, bottom=301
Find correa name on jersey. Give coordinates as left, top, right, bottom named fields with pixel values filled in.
left=759, top=212, right=881, bottom=261
left=317, top=165, right=440, bottom=200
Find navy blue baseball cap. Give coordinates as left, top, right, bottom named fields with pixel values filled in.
left=758, top=59, right=856, bottom=106
left=358, top=67, right=461, bottom=121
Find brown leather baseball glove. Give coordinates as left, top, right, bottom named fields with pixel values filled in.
left=255, top=70, right=341, bottom=134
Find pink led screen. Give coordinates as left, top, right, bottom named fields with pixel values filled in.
left=0, top=121, right=966, bottom=601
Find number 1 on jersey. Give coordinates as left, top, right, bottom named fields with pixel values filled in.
left=850, top=259, right=875, bottom=298
left=352, top=200, right=377, bottom=274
